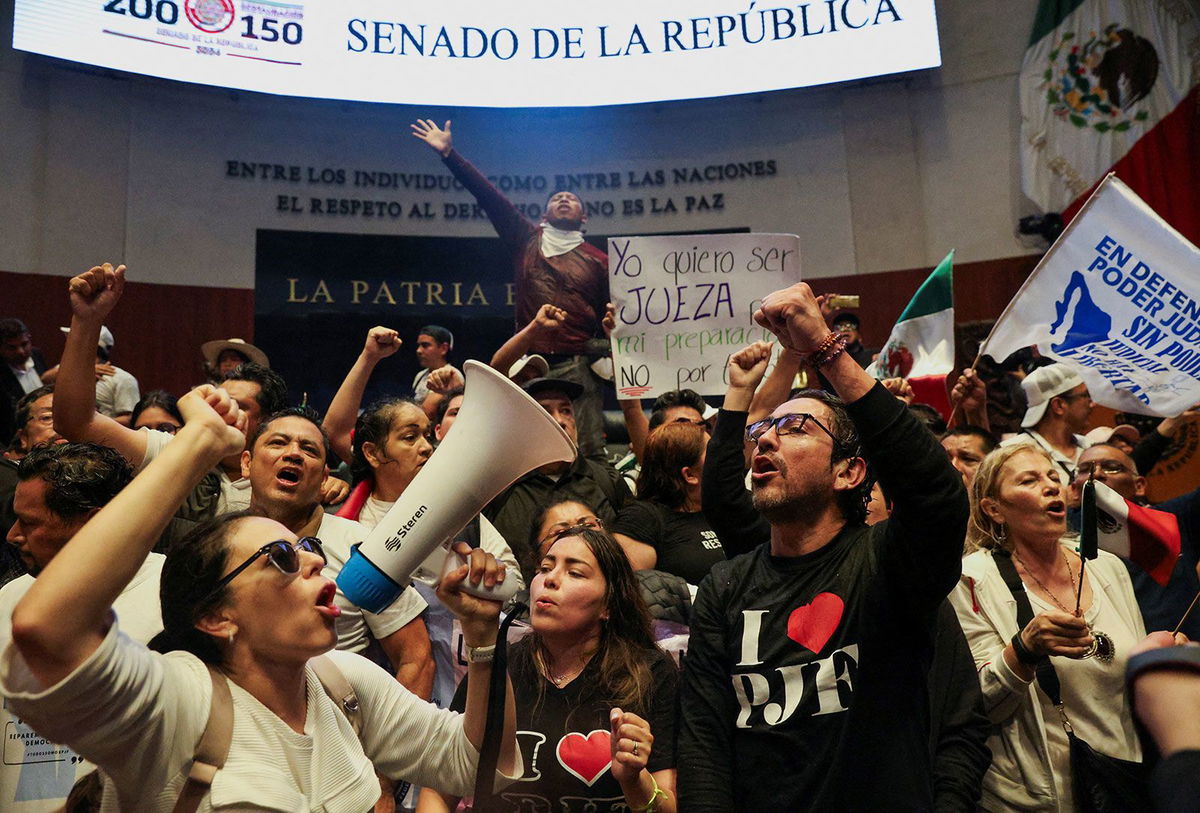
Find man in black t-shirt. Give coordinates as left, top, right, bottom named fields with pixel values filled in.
left=679, top=283, right=969, bottom=811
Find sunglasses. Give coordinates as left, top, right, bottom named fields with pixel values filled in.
left=539, top=518, right=604, bottom=547
left=745, top=412, right=838, bottom=445
left=201, top=537, right=326, bottom=605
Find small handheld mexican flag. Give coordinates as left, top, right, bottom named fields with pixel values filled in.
left=1080, top=478, right=1181, bottom=586
left=866, top=250, right=954, bottom=416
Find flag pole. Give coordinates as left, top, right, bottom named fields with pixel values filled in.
left=945, top=353, right=980, bottom=429
left=1076, top=473, right=1098, bottom=615
left=1172, top=590, right=1200, bottom=636
left=974, top=173, right=1118, bottom=367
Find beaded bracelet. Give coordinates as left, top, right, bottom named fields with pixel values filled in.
left=810, top=333, right=849, bottom=368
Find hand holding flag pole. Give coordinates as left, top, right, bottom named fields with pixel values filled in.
left=1077, top=472, right=1099, bottom=615
left=946, top=353, right=982, bottom=430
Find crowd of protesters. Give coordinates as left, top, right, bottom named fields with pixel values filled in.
left=1, top=121, right=1198, bottom=813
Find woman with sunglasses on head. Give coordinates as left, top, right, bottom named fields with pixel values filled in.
left=419, top=525, right=678, bottom=813
left=611, top=422, right=726, bottom=585
left=949, top=443, right=1153, bottom=811
left=1, top=385, right=519, bottom=811
left=528, top=500, right=605, bottom=561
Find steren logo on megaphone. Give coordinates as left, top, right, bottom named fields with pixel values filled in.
left=383, top=505, right=428, bottom=552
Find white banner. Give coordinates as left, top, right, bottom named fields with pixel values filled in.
left=608, top=233, right=800, bottom=399
left=980, top=175, right=1200, bottom=417
left=12, top=0, right=942, bottom=108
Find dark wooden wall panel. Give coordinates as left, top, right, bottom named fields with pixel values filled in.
left=2, top=270, right=255, bottom=399
left=4, top=253, right=1039, bottom=398
left=807, top=254, right=1041, bottom=371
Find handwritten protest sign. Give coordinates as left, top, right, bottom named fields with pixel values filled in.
left=980, top=174, right=1200, bottom=417
left=608, top=233, right=801, bottom=399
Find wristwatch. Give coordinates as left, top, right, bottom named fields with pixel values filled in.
left=465, top=643, right=497, bottom=664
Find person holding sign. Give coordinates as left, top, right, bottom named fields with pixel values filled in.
left=411, top=119, right=610, bottom=459
left=679, top=283, right=968, bottom=810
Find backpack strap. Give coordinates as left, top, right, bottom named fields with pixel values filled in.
left=172, top=666, right=233, bottom=813
left=171, top=656, right=360, bottom=813
left=310, top=654, right=362, bottom=738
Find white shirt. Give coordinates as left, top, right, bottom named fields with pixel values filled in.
left=318, top=514, right=427, bottom=655
left=0, top=553, right=164, bottom=812
left=412, top=363, right=462, bottom=404
left=352, top=497, right=524, bottom=706
left=94, top=366, right=140, bottom=418
left=9, top=358, right=41, bottom=395
left=1, top=621, right=504, bottom=812
left=141, top=428, right=250, bottom=514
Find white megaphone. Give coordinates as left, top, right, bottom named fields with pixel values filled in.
left=338, top=360, right=576, bottom=613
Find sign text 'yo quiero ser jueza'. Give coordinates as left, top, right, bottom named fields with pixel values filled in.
left=609, top=233, right=801, bottom=399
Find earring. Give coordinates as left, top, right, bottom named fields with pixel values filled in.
left=994, top=524, right=1008, bottom=544
left=228, top=630, right=236, bottom=645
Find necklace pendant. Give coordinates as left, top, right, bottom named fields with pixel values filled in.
left=1082, top=628, right=1116, bottom=664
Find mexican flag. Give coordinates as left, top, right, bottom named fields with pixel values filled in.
left=866, top=250, right=954, bottom=416
left=1020, top=0, right=1200, bottom=245
left=1080, top=478, right=1180, bottom=586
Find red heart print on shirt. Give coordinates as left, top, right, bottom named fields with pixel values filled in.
left=787, top=592, right=845, bottom=654
left=556, top=729, right=612, bottom=786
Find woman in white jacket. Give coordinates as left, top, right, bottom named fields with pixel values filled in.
left=0, top=376, right=519, bottom=812
left=949, top=443, right=1145, bottom=811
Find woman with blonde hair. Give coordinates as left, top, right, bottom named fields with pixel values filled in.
left=949, top=442, right=1148, bottom=810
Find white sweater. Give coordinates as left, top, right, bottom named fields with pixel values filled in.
left=950, top=545, right=1145, bottom=812
left=1, top=622, right=505, bottom=812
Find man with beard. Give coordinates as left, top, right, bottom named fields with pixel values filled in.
left=679, top=283, right=968, bottom=810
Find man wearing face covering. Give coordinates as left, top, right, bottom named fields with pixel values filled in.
left=411, top=119, right=610, bottom=458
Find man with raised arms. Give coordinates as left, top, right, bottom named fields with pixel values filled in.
left=678, top=283, right=969, bottom=810
left=411, top=119, right=610, bottom=458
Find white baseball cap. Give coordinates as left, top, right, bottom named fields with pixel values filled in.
left=1020, top=365, right=1085, bottom=429
left=60, top=325, right=114, bottom=352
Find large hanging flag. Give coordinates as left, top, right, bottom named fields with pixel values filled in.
left=866, top=250, right=954, bottom=416
left=979, top=174, right=1200, bottom=418
left=1020, top=0, right=1200, bottom=245
left=1082, top=479, right=1181, bottom=585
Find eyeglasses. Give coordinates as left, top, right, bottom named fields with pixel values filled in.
left=201, top=537, right=326, bottom=604
left=26, top=411, right=53, bottom=426
left=745, top=412, right=839, bottom=445
left=1076, top=460, right=1130, bottom=477
left=539, top=518, right=604, bottom=546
